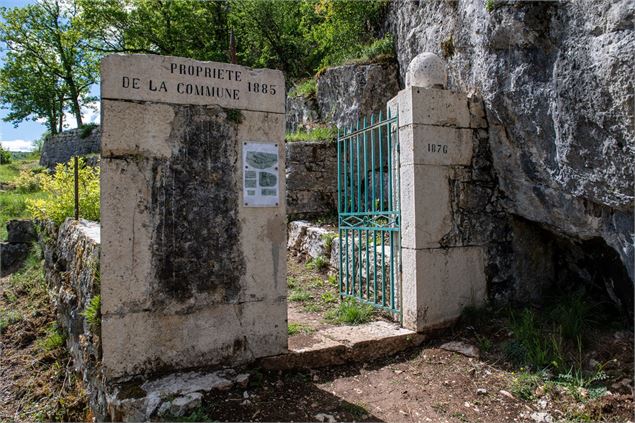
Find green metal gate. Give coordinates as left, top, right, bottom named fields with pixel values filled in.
left=337, top=110, right=401, bottom=318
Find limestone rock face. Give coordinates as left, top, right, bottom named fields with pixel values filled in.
left=387, top=0, right=634, bottom=280
left=316, top=62, right=400, bottom=129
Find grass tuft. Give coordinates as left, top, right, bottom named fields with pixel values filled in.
left=288, top=322, right=315, bottom=336
left=288, top=78, right=317, bottom=98
left=325, top=297, right=374, bottom=325
left=286, top=126, right=337, bottom=143
left=289, top=288, right=313, bottom=302
left=305, top=255, right=329, bottom=272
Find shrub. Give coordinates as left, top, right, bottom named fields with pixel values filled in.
left=0, top=145, right=11, bottom=164
left=14, top=169, right=47, bottom=193
left=27, top=157, right=100, bottom=225
left=79, top=123, right=98, bottom=139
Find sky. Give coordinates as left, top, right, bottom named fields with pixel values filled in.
left=0, top=0, right=100, bottom=152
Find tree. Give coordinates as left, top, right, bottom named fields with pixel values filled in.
left=77, top=0, right=231, bottom=62
left=0, top=51, right=67, bottom=134
left=229, top=0, right=319, bottom=78
left=0, top=0, right=98, bottom=128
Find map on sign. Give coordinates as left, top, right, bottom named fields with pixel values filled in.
left=243, top=143, right=279, bottom=207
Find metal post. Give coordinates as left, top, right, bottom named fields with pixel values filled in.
left=74, top=156, right=79, bottom=221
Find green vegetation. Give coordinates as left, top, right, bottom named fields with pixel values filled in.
left=27, top=157, right=100, bottom=225
left=321, top=291, right=338, bottom=304
left=504, top=291, right=599, bottom=371
left=82, top=295, right=101, bottom=332
left=325, top=297, right=374, bottom=325
left=305, top=255, right=330, bottom=272
left=321, top=232, right=338, bottom=251
left=288, top=322, right=315, bottom=335
left=327, top=273, right=338, bottom=287
left=0, top=157, right=48, bottom=239
left=0, top=1, right=390, bottom=132
left=289, top=288, right=313, bottom=302
left=0, top=310, right=23, bottom=334
left=485, top=0, right=496, bottom=12
left=79, top=123, right=98, bottom=139
left=287, top=276, right=298, bottom=289
left=0, top=1, right=98, bottom=133
left=339, top=35, right=395, bottom=67
left=0, top=145, right=11, bottom=164
left=288, top=78, right=317, bottom=98
left=462, top=289, right=621, bottom=411
left=286, top=126, right=338, bottom=143
left=37, top=322, right=65, bottom=352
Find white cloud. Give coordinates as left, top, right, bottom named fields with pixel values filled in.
left=1, top=139, right=35, bottom=152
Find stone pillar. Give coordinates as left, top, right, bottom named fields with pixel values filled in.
left=389, top=53, right=486, bottom=332
left=100, top=54, right=287, bottom=380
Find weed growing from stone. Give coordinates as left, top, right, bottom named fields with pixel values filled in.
left=82, top=295, right=101, bottom=332
left=321, top=232, right=338, bottom=251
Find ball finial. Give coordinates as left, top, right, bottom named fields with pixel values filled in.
left=405, top=52, right=447, bottom=89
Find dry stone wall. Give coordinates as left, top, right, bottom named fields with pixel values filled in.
left=286, top=141, right=338, bottom=219
left=40, top=219, right=105, bottom=418
left=39, top=127, right=101, bottom=170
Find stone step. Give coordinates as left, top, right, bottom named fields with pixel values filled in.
left=260, top=321, right=424, bottom=370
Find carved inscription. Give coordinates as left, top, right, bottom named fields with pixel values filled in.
left=427, top=143, right=448, bottom=154
left=101, top=55, right=285, bottom=113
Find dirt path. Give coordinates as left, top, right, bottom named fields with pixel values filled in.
left=187, top=343, right=633, bottom=422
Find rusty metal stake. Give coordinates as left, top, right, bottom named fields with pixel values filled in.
left=74, top=156, right=79, bottom=220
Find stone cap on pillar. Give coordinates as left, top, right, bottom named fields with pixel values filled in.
left=405, top=53, right=447, bottom=89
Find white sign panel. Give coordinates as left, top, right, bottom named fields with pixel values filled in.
left=243, top=142, right=279, bottom=207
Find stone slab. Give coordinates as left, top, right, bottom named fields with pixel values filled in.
left=261, top=321, right=424, bottom=370
left=392, top=87, right=470, bottom=128
left=101, top=299, right=287, bottom=379
left=101, top=54, right=285, bottom=113
left=400, top=164, right=452, bottom=249
left=402, top=246, right=487, bottom=332
left=399, top=125, right=474, bottom=167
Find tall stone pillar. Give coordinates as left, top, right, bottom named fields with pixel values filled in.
left=100, top=54, right=287, bottom=379
left=389, top=53, right=487, bottom=332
